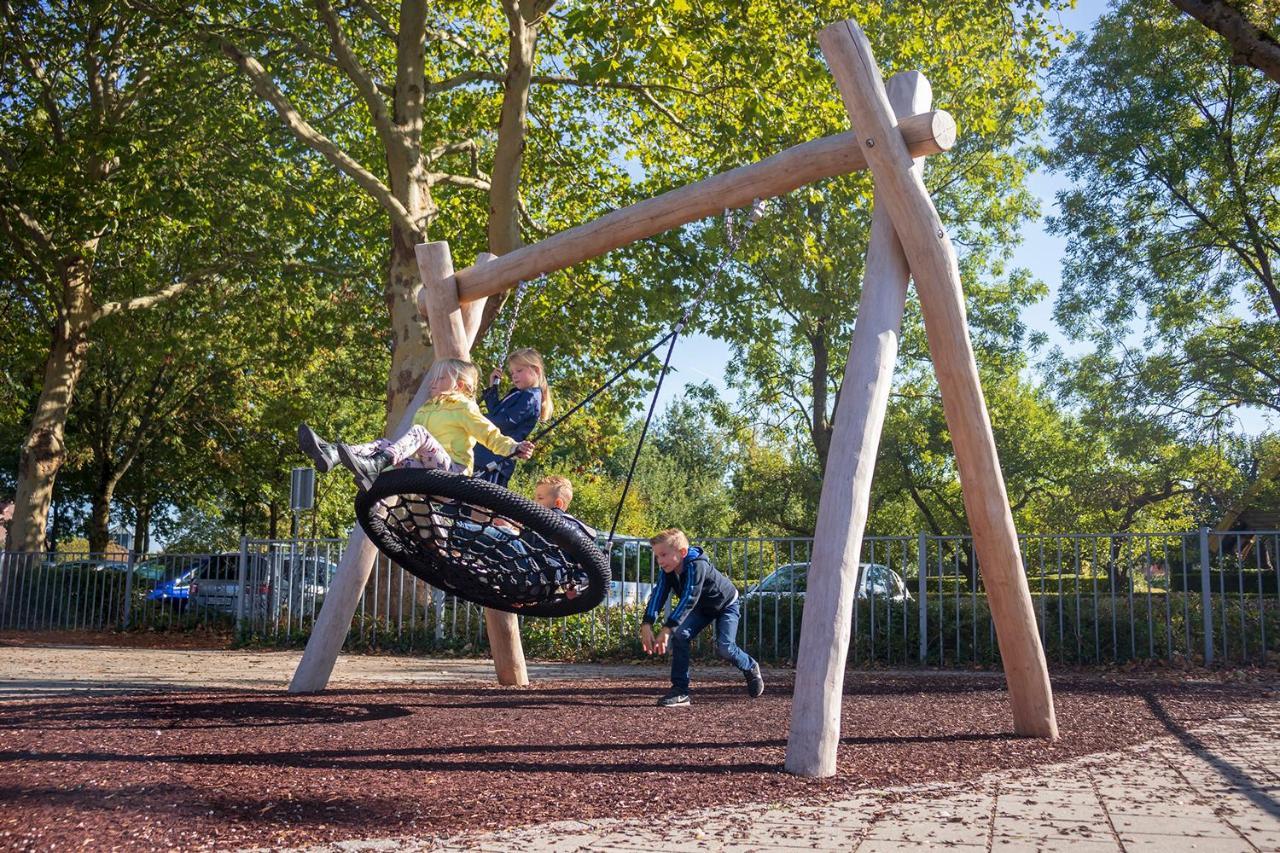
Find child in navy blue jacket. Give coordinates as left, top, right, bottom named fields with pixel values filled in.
left=640, top=528, right=764, bottom=707
left=475, top=347, right=552, bottom=486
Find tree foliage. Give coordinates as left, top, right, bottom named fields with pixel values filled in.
left=1046, top=0, right=1280, bottom=434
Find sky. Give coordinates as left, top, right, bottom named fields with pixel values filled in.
left=650, top=0, right=1272, bottom=437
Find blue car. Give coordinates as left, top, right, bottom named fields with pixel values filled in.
left=143, top=557, right=205, bottom=607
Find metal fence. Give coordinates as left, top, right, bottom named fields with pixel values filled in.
left=1, top=528, right=1275, bottom=667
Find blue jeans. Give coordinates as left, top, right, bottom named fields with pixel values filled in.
left=669, top=599, right=756, bottom=693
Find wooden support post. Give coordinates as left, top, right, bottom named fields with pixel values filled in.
left=785, top=71, right=932, bottom=778
left=818, top=18, right=1057, bottom=741
left=289, top=346, right=437, bottom=694
left=417, top=241, right=529, bottom=688
left=292, top=243, right=529, bottom=693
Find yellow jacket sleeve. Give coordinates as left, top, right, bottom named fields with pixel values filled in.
left=463, top=399, right=519, bottom=456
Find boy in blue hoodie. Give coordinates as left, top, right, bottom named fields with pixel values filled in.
left=640, top=528, right=764, bottom=707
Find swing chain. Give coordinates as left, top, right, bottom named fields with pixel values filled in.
left=498, top=274, right=547, bottom=366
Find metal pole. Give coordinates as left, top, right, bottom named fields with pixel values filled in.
left=236, top=536, right=249, bottom=633
left=1199, top=526, right=1214, bottom=666
left=917, top=532, right=928, bottom=663
left=122, top=549, right=136, bottom=629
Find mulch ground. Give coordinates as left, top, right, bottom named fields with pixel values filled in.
left=0, top=672, right=1275, bottom=852
left=0, top=630, right=234, bottom=651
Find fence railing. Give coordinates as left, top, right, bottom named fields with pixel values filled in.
left=1, top=528, right=1275, bottom=667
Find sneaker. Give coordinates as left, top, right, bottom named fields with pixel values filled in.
left=744, top=662, right=764, bottom=698
left=337, top=444, right=391, bottom=491
left=657, top=690, right=691, bottom=708
left=297, top=423, right=340, bottom=473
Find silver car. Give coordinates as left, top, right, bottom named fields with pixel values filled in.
left=190, top=553, right=336, bottom=617
left=744, top=561, right=913, bottom=603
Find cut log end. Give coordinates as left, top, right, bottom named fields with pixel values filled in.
left=930, top=110, right=957, bottom=153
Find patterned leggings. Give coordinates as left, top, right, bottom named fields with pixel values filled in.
left=349, top=425, right=455, bottom=471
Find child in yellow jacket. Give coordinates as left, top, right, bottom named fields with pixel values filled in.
left=298, top=358, right=534, bottom=490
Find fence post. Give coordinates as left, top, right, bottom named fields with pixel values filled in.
left=236, top=536, right=249, bottom=633
left=1199, top=526, right=1214, bottom=666
left=917, top=531, right=928, bottom=663
left=122, top=549, right=136, bottom=629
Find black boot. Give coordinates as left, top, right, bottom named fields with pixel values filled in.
left=297, top=423, right=339, bottom=473
left=337, top=444, right=392, bottom=491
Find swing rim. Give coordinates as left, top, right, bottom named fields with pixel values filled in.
left=353, top=467, right=612, bottom=618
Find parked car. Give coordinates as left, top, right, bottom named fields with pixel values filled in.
left=743, top=561, right=913, bottom=604
left=144, top=557, right=207, bottom=607
left=189, top=553, right=337, bottom=617
left=56, top=558, right=131, bottom=574
left=605, top=579, right=656, bottom=607
left=187, top=554, right=246, bottom=613
left=128, top=560, right=170, bottom=583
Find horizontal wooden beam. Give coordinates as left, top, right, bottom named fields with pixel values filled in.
left=447, top=109, right=955, bottom=303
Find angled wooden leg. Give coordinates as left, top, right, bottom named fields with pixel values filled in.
left=818, top=18, right=1057, bottom=742
left=785, top=71, right=932, bottom=777
left=290, top=333, right=436, bottom=694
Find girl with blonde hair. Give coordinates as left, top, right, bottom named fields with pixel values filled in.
left=298, top=358, right=534, bottom=490
left=474, top=347, right=553, bottom=486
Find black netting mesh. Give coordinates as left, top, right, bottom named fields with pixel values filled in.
left=354, top=468, right=611, bottom=617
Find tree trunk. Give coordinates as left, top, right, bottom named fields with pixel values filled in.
left=475, top=0, right=542, bottom=340
left=489, top=3, right=538, bottom=256
left=810, top=321, right=833, bottom=471
left=9, top=267, right=94, bottom=553
left=385, top=227, right=436, bottom=424
left=88, top=475, right=116, bottom=554
left=132, top=500, right=151, bottom=555
left=1169, top=0, right=1280, bottom=85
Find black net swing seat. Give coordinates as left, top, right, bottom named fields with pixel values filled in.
left=354, top=468, right=612, bottom=617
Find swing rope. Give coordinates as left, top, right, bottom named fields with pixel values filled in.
left=479, top=201, right=768, bottom=546
left=601, top=199, right=766, bottom=545
left=495, top=274, right=547, bottom=366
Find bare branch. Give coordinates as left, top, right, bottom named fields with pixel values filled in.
left=213, top=34, right=421, bottom=238
left=428, top=172, right=491, bottom=191
left=425, top=138, right=479, bottom=163
left=425, top=25, right=501, bottom=71
left=421, top=69, right=701, bottom=133
left=424, top=68, right=501, bottom=94
left=2, top=202, right=56, bottom=254
left=350, top=0, right=396, bottom=41
left=2, top=4, right=66, bottom=145
left=92, top=276, right=201, bottom=323
left=313, top=0, right=395, bottom=146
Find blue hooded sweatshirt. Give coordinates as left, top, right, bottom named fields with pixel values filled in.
left=473, top=385, right=541, bottom=484
left=641, top=546, right=739, bottom=629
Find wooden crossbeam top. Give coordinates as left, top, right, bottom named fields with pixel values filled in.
left=433, top=109, right=955, bottom=307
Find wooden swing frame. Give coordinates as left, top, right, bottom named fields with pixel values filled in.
left=289, top=16, right=1057, bottom=778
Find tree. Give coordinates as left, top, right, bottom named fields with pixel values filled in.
left=0, top=1, right=305, bottom=551
left=1047, top=1, right=1280, bottom=435
left=1169, top=0, right=1280, bottom=84
left=186, top=0, right=729, bottom=434
left=629, top=0, right=1069, bottom=487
